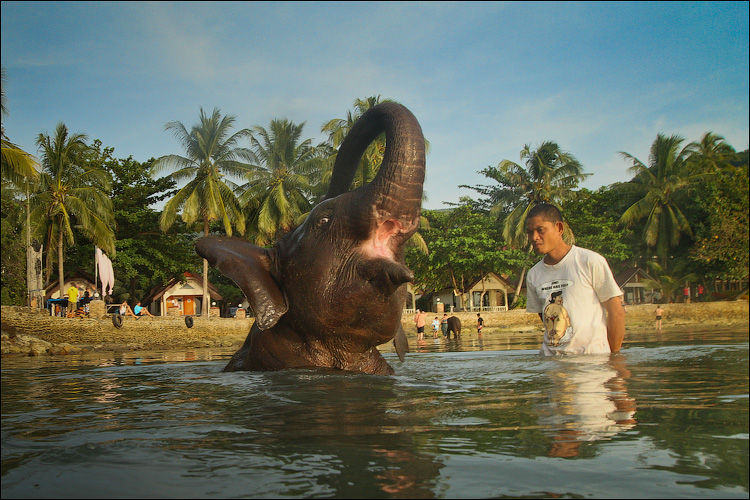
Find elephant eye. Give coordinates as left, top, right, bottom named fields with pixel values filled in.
left=317, top=216, right=330, bottom=227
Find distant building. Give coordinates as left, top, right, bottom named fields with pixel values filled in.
left=614, top=267, right=656, bottom=305
left=140, top=272, right=223, bottom=316
left=419, top=272, right=516, bottom=313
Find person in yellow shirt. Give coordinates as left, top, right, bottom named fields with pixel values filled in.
left=67, top=285, right=79, bottom=315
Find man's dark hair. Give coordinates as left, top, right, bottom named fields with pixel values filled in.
left=526, top=203, right=563, bottom=223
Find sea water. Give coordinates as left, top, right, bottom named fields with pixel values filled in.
left=2, top=327, right=748, bottom=498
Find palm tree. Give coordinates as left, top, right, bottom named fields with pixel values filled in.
left=643, top=259, right=699, bottom=303
left=2, top=66, right=43, bottom=307
left=33, top=123, right=115, bottom=299
left=240, top=118, right=324, bottom=245
left=154, top=107, right=252, bottom=316
left=496, top=141, right=590, bottom=246
left=1, top=67, right=39, bottom=184
left=320, top=96, right=393, bottom=194
left=619, top=134, right=699, bottom=266
left=685, top=131, right=736, bottom=173
left=492, top=142, right=589, bottom=305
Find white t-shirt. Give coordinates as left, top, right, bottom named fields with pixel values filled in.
left=526, top=246, right=622, bottom=355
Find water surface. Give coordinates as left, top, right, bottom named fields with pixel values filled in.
left=2, top=328, right=748, bottom=498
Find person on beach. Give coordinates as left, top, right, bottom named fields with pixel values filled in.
left=432, top=316, right=440, bottom=339
left=525, top=203, right=625, bottom=355
left=441, top=314, right=449, bottom=337
left=476, top=313, right=484, bottom=336
left=133, top=301, right=154, bottom=317
left=415, top=309, right=426, bottom=340
left=119, top=301, right=138, bottom=318
left=66, top=284, right=79, bottom=316
left=655, top=305, right=664, bottom=331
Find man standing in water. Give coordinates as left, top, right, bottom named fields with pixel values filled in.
left=655, top=305, right=664, bottom=331
left=414, top=309, right=426, bottom=341
left=524, top=203, right=625, bottom=355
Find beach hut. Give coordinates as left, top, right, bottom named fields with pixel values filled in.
left=141, top=272, right=223, bottom=316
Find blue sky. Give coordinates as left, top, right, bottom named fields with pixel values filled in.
left=2, top=1, right=748, bottom=210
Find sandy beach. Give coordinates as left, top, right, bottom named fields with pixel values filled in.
left=1, top=301, right=747, bottom=358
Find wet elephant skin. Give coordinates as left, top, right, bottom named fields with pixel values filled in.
left=196, top=103, right=425, bottom=375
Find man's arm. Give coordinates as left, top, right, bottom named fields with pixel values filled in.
left=602, top=296, right=626, bottom=352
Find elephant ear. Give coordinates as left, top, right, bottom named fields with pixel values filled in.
left=196, top=236, right=288, bottom=330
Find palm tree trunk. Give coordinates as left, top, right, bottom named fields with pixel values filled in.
left=511, top=266, right=526, bottom=308
left=57, top=228, right=65, bottom=304
left=202, top=218, right=210, bottom=317
left=45, top=225, right=53, bottom=287
left=25, top=179, right=32, bottom=307
left=510, top=243, right=534, bottom=308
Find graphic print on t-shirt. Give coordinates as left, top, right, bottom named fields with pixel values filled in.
left=539, top=280, right=574, bottom=347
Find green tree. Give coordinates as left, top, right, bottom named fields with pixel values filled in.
left=689, top=151, right=748, bottom=284
left=619, top=134, right=704, bottom=267
left=466, top=141, right=589, bottom=305
left=685, top=132, right=736, bottom=173
left=643, top=259, right=699, bottom=303
left=62, top=142, right=202, bottom=304
left=320, top=96, right=393, bottom=194
left=155, top=107, right=252, bottom=316
left=2, top=66, right=41, bottom=306
left=1, top=188, right=26, bottom=304
left=32, top=123, right=115, bottom=299
left=562, top=188, right=634, bottom=266
left=406, top=204, right=529, bottom=308
left=495, top=141, right=590, bottom=246
left=240, top=118, right=325, bottom=245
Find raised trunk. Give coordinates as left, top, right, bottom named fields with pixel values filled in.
left=325, top=103, right=425, bottom=244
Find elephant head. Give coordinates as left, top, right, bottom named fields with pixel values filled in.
left=196, top=103, right=425, bottom=375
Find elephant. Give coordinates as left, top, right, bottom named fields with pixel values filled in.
left=196, top=103, right=425, bottom=375
left=446, top=316, right=462, bottom=339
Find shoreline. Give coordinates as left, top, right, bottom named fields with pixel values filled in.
left=2, top=301, right=748, bottom=358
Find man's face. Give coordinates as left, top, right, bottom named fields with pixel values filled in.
left=525, top=216, right=564, bottom=255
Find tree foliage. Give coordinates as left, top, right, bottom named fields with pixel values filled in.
left=493, top=141, right=590, bottom=247
left=618, top=134, right=705, bottom=266
left=406, top=204, right=529, bottom=301
left=689, top=151, right=749, bottom=282
left=32, top=123, right=115, bottom=298
left=562, top=188, right=634, bottom=266
left=240, top=118, right=325, bottom=245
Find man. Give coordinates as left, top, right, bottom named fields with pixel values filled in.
left=414, top=309, right=426, bottom=340
left=524, top=203, right=625, bottom=355
left=66, top=284, right=79, bottom=316
left=133, top=301, right=154, bottom=317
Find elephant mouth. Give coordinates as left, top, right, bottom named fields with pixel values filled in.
left=360, top=218, right=405, bottom=261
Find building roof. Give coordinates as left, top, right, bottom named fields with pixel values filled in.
left=614, top=267, right=654, bottom=288
left=44, top=270, right=97, bottom=299
left=141, top=272, right=223, bottom=305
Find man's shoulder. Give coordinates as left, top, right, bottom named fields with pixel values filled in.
left=570, top=245, right=609, bottom=265
left=527, top=258, right=546, bottom=276
left=572, top=245, right=606, bottom=260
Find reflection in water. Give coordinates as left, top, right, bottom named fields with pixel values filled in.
left=536, top=354, right=637, bottom=458
left=215, top=373, right=444, bottom=498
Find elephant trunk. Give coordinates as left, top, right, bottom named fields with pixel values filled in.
left=325, top=103, right=425, bottom=246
